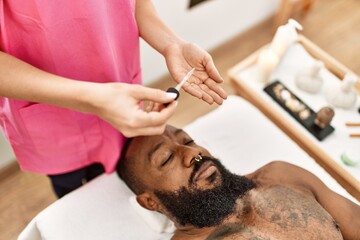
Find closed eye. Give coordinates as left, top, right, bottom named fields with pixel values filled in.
left=161, top=153, right=173, bottom=167
left=184, top=140, right=194, bottom=145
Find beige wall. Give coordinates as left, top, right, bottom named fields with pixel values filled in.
left=0, top=130, right=15, bottom=169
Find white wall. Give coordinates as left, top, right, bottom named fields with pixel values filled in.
left=0, top=130, right=15, bottom=168
left=141, top=0, right=278, bottom=85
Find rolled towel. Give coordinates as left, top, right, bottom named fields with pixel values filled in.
left=129, top=195, right=176, bottom=233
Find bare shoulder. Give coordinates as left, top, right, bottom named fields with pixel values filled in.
left=246, top=161, right=360, bottom=239
left=248, top=160, right=308, bottom=178
left=247, top=161, right=318, bottom=191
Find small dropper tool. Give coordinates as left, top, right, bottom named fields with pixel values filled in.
left=164, top=68, right=195, bottom=106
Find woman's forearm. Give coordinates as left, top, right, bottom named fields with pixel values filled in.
left=0, top=51, right=179, bottom=136
left=135, top=0, right=184, bottom=55
left=0, top=51, right=95, bottom=112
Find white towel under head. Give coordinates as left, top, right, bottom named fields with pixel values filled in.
left=129, top=195, right=176, bottom=233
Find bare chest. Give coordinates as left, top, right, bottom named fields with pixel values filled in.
left=208, top=185, right=342, bottom=240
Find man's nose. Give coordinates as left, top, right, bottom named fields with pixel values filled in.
left=178, top=145, right=202, bottom=168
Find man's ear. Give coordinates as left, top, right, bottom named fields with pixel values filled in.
left=136, top=192, right=161, bottom=211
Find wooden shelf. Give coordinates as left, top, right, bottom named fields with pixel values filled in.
left=228, top=35, right=360, bottom=201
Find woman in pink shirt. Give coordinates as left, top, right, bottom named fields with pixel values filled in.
left=0, top=0, right=227, bottom=197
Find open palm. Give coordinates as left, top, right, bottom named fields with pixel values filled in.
left=164, top=42, right=227, bottom=105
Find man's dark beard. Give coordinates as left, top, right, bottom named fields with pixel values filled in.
left=154, top=157, right=256, bottom=228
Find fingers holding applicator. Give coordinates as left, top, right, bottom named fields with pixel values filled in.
left=164, top=68, right=195, bottom=107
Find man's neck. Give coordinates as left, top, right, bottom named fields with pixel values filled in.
left=171, top=213, right=246, bottom=240
left=172, top=225, right=213, bottom=240
left=170, top=190, right=256, bottom=240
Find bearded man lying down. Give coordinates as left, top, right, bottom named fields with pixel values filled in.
left=117, top=125, right=360, bottom=240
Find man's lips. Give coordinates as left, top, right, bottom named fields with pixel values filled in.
left=194, top=161, right=217, bottom=182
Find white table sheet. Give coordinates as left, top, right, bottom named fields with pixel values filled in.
left=18, top=96, right=358, bottom=240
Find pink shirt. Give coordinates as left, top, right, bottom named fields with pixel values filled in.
left=0, top=0, right=141, bottom=174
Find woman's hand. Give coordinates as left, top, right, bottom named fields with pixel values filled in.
left=89, top=83, right=177, bottom=137
left=163, top=42, right=227, bottom=105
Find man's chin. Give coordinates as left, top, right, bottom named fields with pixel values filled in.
left=193, top=170, right=222, bottom=190
left=155, top=157, right=256, bottom=228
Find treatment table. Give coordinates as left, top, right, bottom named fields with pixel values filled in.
left=18, top=96, right=358, bottom=240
